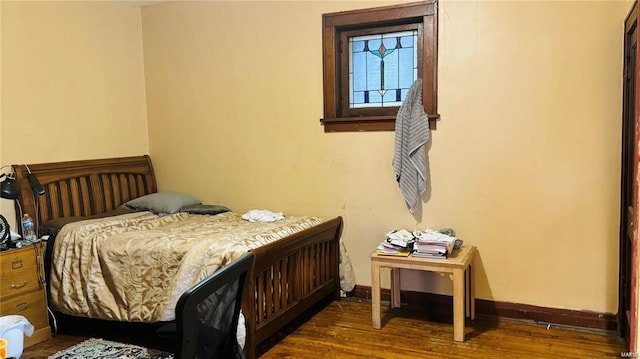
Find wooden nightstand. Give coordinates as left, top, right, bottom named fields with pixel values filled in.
left=0, top=243, right=51, bottom=347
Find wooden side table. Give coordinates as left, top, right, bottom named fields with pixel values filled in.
left=371, top=245, right=477, bottom=342
left=0, top=243, right=52, bottom=347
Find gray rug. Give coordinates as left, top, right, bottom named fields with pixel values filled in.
left=48, top=338, right=173, bottom=359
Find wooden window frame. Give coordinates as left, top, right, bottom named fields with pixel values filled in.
left=321, top=1, right=439, bottom=132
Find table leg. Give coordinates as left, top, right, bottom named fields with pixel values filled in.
left=453, top=268, right=465, bottom=342
left=470, top=264, right=475, bottom=320
left=465, top=267, right=470, bottom=318
left=391, top=268, right=401, bottom=308
left=372, top=261, right=381, bottom=329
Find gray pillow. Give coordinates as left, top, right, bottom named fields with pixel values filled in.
left=124, top=192, right=201, bottom=214
left=180, top=204, right=231, bottom=215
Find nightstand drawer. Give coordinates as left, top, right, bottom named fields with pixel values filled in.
left=0, top=290, right=48, bottom=329
left=0, top=248, right=37, bottom=274
left=0, top=269, right=39, bottom=300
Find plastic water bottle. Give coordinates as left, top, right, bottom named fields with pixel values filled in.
left=21, top=214, right=36, bottom=242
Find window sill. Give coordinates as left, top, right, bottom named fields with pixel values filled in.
left=320, top=114, right=440, bottom=132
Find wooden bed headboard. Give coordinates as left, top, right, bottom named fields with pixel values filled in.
left=13, top=155, right=157, bottom=235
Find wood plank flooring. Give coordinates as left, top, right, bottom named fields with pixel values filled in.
left=22, top=298, right=627, bottom=359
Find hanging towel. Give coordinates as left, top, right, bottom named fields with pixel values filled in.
left=392, top=79, right=430, bottom=213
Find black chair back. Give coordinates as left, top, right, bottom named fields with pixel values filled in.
left=176, top=252, right=253, bottom=359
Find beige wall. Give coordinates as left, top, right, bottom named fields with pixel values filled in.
left=0, top=1, right=149, bottom=227
left=142, top=0, right=630, bottom=314
left=0, top=0, right=630, bottom=315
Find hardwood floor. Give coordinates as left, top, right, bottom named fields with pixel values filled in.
left=22, top=298, right=627, bottom=359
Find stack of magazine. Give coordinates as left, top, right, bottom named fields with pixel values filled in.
left=375, top=229, right=415, bottom=257
left=412, top=229, right=456, bottom=259
left=376, top=228, right=462, bottom=258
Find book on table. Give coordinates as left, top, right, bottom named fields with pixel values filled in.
left=411, top=251, right=448, bottom=259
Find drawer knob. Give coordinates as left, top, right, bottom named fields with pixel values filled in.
left=10, top=281, right=27, bottom=289
left=11, top=259, right=23, bottom=270
left=16, top=302, right=28, bottom=311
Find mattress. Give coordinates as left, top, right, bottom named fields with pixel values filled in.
left=48, top=211, right=326, bottom=322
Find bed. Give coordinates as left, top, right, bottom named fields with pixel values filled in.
left=12, top=155, right=343, bottom=359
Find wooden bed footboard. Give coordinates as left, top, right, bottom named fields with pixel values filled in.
left=244, top=216, right=343, bottom=358
left=12, top=155, right=343, bottom=359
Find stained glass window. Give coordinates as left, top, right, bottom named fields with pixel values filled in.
left=349, top=30, right=418, bottom=109
left=321, top=1, right=438, bottom=132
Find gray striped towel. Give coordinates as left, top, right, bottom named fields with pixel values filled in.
left=392, top=79, right=430, bottom=213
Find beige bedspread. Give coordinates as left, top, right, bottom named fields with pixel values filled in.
left=49, top=211, right=325, bottom=322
